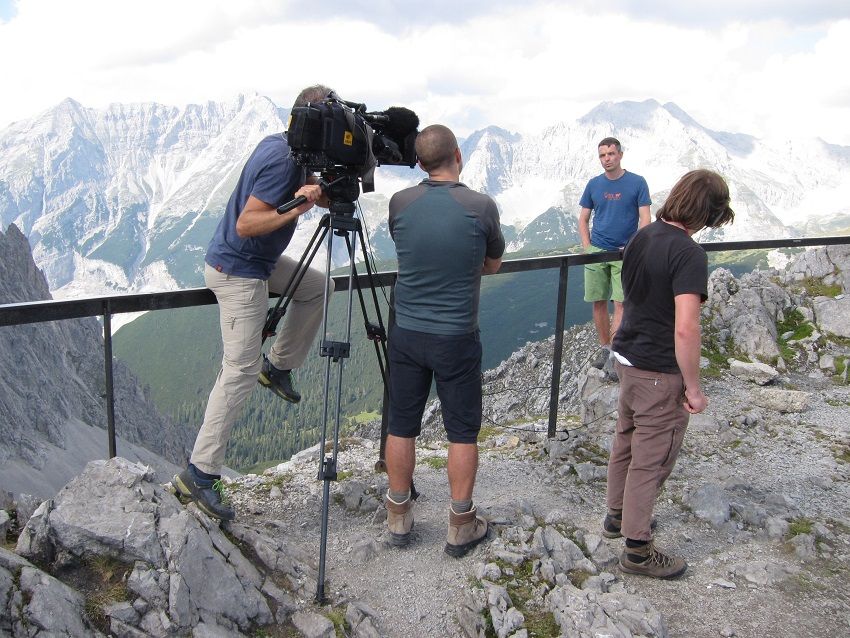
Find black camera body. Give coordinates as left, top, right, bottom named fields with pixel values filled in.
left=286, top=96, right=419, bottom=193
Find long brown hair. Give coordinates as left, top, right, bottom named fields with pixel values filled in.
left=656, top=169, right=735, bottom=231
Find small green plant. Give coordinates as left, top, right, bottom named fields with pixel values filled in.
left=241, top=459, right=286, bottom=475
left=775, top=308, right=816, bottom=361
left=834, top=446, right=850, bottom=464
left=809, top=428, right=828, bottom=441
left=325, top=606, right=348, bottom=638
left=700, top=330, right=733, bottom=376
left=78, top=556, right=131, bottom=632
left=729, top=439, right=742, bottom=449
left=478, top=425, right=500, bottom=441
left=266, top=472, right=293, bottom=490
left=788, top=517, right=814, bottom=538
left=336, top=470, right=353, bottom=482
left=567, top=569, right=593, bottom=588
left=832, top=357, right=848, bottom=385
left=799, top=277, right=842, bottom=298
left=422, top=456, right=448, bottom=470
left=525, top=610, right=561, bottom=637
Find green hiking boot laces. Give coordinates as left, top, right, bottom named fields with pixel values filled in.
left=212, top=479, right=229, bottom=504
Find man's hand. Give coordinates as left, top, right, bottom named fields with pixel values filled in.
left=482, top=256, right=502, bottom=275
left=684, top=386, right=708, bottom=414
left=292, top=184, right=324, bottom=214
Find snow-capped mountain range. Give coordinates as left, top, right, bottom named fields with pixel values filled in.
left=2, top=95, right=849, bottom=299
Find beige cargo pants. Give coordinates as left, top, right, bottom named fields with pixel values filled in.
left=190, top=256, right=332, bottom=474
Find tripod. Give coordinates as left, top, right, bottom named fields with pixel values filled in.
left=264, top=174, right=395, bottom=603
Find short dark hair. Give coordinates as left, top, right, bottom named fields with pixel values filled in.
left=293, top=84, right=334, bottom=109
left=598, top=137, right=622, bottom=152
left=415, top=125, right=458, bottom=173
left=656, top=169, right=735, bottom=231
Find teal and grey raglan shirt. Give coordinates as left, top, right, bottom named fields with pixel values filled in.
left=388, top=179, right=505, bottom=336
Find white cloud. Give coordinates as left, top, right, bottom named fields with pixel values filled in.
left=1, top=0, right=849, bottom=145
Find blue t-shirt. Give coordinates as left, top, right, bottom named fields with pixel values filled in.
left=389, top=180, right=505, bottom=335
left=205, top=134, right=306, bottom=280
left=579, top=171, right=651, bottom=250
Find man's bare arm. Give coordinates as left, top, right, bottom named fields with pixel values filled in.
left=638, top=204, right=651, bottom=229
left=579, top=207, right=592, bottom=249
left=674, top=292, right=707, bottom=414
left=235, top=185, right=323, bottom=238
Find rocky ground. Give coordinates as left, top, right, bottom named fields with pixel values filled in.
left=4, top=339, right=849, bottom=637
left=219, top=359, right=850, bottom=638
left=4, top=245, right=850, bottom=637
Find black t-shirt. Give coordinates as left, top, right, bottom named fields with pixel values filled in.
left=612, top=220, right=708, bottom=373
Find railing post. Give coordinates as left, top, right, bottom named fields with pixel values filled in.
left=103, top=301, right=117, bottom=458
left=376, top=282, right=395, bottom=472
left=548, top=260, right=569, bottom=438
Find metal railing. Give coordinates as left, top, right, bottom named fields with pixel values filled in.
left=2, top=235, right=849, bottom=459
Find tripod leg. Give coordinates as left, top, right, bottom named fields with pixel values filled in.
left=263, top=216, right=330, bottom=343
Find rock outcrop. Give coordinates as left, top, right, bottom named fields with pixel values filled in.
left=0, top=224, right=193, bottom=498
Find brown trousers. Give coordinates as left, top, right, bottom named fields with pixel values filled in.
left=606, top=362, right=689, bottom=541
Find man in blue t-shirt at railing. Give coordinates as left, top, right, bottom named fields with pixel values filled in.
left=579, top=137, right=651, bottom=373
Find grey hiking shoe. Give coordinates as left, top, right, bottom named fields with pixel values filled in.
left=591, top=347, right=611, bottom=370
left=258, top=355, right=301, bottom=403
left=619, top=541, right=687, bottom=579
left=445, top=505, right=489, bottom=558
left=603, top=354, right=619, bottom=381
left=173, top=465, right=235, bottom=521
left=385, top=491, right=414, bottom=547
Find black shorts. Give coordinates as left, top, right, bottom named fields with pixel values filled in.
left=387, top=324, right=483, bottom=444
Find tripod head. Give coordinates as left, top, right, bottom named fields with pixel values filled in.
left=276, top=171, right=362, bottom=218
left=320, top=172, right=361, bottom=217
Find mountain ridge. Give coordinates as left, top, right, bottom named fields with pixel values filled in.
left=2, top=96, right=849, bottom=300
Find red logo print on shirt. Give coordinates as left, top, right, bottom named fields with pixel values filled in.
left=603, top=192, right=622, bottom=201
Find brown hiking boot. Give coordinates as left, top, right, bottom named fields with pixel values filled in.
left=445, top=505, right=489, bottom=558
left=385, top=492, right=414, bottom=547
left=619, top=541, right=687, bottom=579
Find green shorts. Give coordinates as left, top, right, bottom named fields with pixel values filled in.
left=583, top=245, right=624, bottom=302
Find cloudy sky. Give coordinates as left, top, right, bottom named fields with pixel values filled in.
left=2, top=0, right=849, bottom=143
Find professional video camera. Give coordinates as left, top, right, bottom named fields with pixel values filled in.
left=286, top=92, right=419, bottom=193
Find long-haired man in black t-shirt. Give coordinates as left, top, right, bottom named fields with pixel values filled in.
left=603, top=169, right=734, bottom=578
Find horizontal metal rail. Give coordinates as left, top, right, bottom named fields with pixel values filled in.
left=1, top=235, right=848, bottom=457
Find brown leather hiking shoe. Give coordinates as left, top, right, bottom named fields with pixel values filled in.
left=619, top=541, right=687, bottom=579
left=385, top=492, right=414, bottom=547
left=445, top=505, right=489, bottom=558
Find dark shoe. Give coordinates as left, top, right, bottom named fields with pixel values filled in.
left=173, top=465, right=235, bottom=521
left=445, top=505, right=489, bottom=558
left=619, top=542, right=687, bottom=579
left=602, top=511, right=657, bottom=539
left=603, top=354, right=619, bottom=382
left=385, top=491, right=414, bottom=547
left=591, top=347, right=611, bottom=370
left=258, top=355, right=301, bottom=403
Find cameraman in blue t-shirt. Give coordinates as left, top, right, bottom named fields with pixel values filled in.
left=578, top=137, right=651, bottom=373
left=173, top=85, right=335, bottom=521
